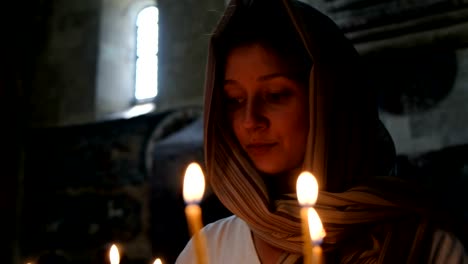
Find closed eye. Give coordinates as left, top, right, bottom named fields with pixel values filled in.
left=264, top=90, right=292, bottom=103
left=224, top=95, right=245, bottom=109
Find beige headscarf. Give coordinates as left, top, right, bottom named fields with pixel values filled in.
left=203, top=0, right=430, bottom=263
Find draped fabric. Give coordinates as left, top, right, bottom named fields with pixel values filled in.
left=203, top=0, right=430, bottom=263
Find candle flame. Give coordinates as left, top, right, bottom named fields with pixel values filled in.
left=307, top=208, right=326, bottom=245
left=183, top=162, right=206, bottom=204
left=296, top=171, right=319, bottom=206
left=153, top=258, right=162, bottom=264
left=109, top=244, right=120, bottom=264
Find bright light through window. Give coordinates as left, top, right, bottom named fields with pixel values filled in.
left=135, top=6, right=159, bottom=101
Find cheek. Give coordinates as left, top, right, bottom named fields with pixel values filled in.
left=283, top=119, right=308, bottom=144
left=230, top=114, right=245, bottom=142
left=282, top=106, right=309, bottom=147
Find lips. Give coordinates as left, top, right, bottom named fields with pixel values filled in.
left=245, top=143, right=277, bottom=156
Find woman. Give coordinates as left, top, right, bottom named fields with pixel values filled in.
left=177, top=0, right=467, bottom=263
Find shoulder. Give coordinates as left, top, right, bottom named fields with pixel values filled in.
left=429, top=229, right=468, bottom=264
left=202, top=214, right=247, bottom=237
left=176, top=215, right=259, bottom=264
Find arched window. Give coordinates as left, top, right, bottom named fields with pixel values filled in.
left=135, top=6, right=159, bottom=102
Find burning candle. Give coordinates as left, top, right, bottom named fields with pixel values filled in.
left=308, top=208, right=326, bottom=264
left=109, top=244, right=120, bottom=264
left=153, top=258, right=162, bottom=264
left=296, top=171, right=319, bottom=264
left=183, top=162, right=208, bottom=264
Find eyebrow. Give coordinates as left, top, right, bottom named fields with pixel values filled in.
left=224, top=72, right=300, bottom=85
left=257, top=72, right=295, bottom=82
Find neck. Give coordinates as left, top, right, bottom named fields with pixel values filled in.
left=263, top=167, right=301, bottom=198
left=252, top=233, right=284, bottom=264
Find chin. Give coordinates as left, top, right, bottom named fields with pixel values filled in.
left=253, top=159, right=303, bottom=178
left=254, top=162, right=285, bottom=176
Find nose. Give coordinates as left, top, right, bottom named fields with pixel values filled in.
left=242, top=99, right=267, bottom=130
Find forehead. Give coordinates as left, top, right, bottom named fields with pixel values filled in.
left=224, top=43, right=290, bottom=77
left=222, top=42, right=310, bottom=89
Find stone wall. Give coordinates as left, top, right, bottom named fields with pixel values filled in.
left=30, top=0, right=100, bottom=127
left=377, top=47, right=468, bottom=155
left=29, top=0, right=226, bottom=127
left=20, top=1, right=227, bottom=263
left=21, top=112, right=169, bottom=264
left=20, top=108, right=231, bottom=264
left=304, top=0, right=468, bottom=34
left=96, top=0, right=162, bottom=121
left=155, top=0, right=225, bottom=111
left=304, top=0, right=468, bottom=155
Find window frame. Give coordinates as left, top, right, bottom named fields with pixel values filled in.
left=133, top=4, right=159, bottom=104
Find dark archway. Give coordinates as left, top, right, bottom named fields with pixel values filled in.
left=363, top=47, right=457, bottom=115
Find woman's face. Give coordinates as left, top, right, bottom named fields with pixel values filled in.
left=223, top=43, right=309, bottom=176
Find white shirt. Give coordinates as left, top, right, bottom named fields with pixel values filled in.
left=176, top=215, right=260, bottom=264
left=176, top=215, right=468, bottom=264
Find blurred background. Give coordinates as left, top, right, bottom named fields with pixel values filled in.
left=1, top=0, right=468, bottom=263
